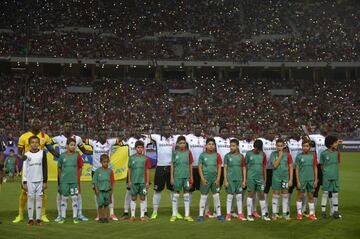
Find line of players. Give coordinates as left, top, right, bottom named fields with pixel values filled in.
left=11, top=119, right=341, bottom=225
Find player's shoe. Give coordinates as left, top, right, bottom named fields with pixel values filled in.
left=95, top=215, right=100, bottom=221
left=297, top=214, right=303, bottom=220
left=41, top=215, right=50, bottom=223
left=252, top=211, right=261, bottom=219
left=333, top=211, right=341, bottom=219
left=36, top=219, right=42, bottom=226
left=73, top=218, right=80, bottom=224
left=197, top=216, right=204, bottom=222
left=54, top=215, right=62, bottom=222
left=225, top=214, right=232, bottom=221
left=170, top=216, right=177, bottom=222
left=237, top=213, right=247, bottom=221
left=27, top=220, right=34, bottom=226
left=321, top=212, right=327, bottom=219
left=176, top=212, right=183, bottom=220
left=184, top=216, right=194, bottom=222
left=247, top=215, right=254, bottom=222
left=13, top=215, right=23, bottom=223
left=231, top=212, right=238, bottom=218
left=129, top=217, right=136, bottom=222
left=150, top=212, right=158, bottom=220
left=144, top=212, right=150, bottom=219
left=58, top=218, right=65, bottom=224
left=262, top=215, right=271, bottom=221
left=302, top=211, right=309, bottom=218
left=216, top=215, right=225, bottom=221
left=110, top=214, right=119, bottom=221
left=205, top=211, right=215, bottom=218
left=284, top=215, right=292, bottom=221
left=78, top=214, right=88, bottom=221
left=98, top=218, right=104, bottom=223
left=140, top=217, right=149, bottom=222
left=309, top=214, right=317, bottom=220
left=119, top=213, right=129, bottom=221
left=272, top=214, right=279, bottom=221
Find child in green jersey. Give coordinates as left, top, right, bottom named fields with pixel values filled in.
left=197, top=138, right=224, bottom=222
left=4, top=149, right=18, bottom=182
left=58, top=138, right=83, bottom=224
left=92, top=154, right=115, bottom=223
left=320, top=135, right=341, bottom=219
left=224, top=139, right=246, bottom=221
left=128, top=141, right=151, bottom=222
left=295, top=139, right=318, bottom=221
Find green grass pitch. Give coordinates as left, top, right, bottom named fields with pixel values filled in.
left=0, top=152, right=359, bottom=239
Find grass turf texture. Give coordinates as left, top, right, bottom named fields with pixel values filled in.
left=0, top=152, right=359, bottom=239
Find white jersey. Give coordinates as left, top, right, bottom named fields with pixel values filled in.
left=309, top=134, right=326, bottom=164
left=150, top=134, right=176, bottom=166
left=22, top=150, right=46, bottom=183
left=52, top=134, right=84, bottom=154
left=214, top=137, right=233, bottom=166
left=185, top=134, right=206, bottom=167
left=239, top=140, right=254, bottom=156
left=258, top=138, right=277, bottom=169
left=88, top=138, right=119, bottom=171
left=288, top=139, right=303, bottom=162
left=125, top=136, right=151, bottom=156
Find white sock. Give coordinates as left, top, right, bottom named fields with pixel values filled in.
left=144, top=195, right=148, bottom=213
left=189, top=192, right=193, bottom=205
left=236, top=194, right=243, bottom=214
left=213, top=193, right=221, bottom=216
left=109, top=194, right=115, bottom=215
left=329, top=197, right=334, bottom=215
left=302, top=195, right=307, bottom=213
left=226, top=194, right=234, bottom=215
left=260, top=200, right=267, bottom=216
left=264, top=193, right=269, bottom=213
left=78, top=193, right=83, bottom=216
left=56, top=192, right=61, bottom=216
left=296, top=201, right=302, bottom=215
left=332, top=193, right=339, bottom=212
left=205, top=197, right=210, bottom=213
left=309, top=202, right=315, bottom=215
left=140, top=200, right=146, bottom=217
left=247, top=197, right=253, bottom=216
left=321, top=191, right=329, bottom=213
left=170, top=191, right=174, bottom=204
left=61, top=196, right=68, bottom=219
left=252, top=193, right=257, bottom=213
left=172, top=193, right=179, bottom=216
left=35, top=195, right=42, bottom=221
left=124, top=190, right=131, bottom=213
left=71, top=195, right=78, bottom=218
left=27, top=195, right=35, bottom=220
left=272, top=194, right=280, bottom=214
left=153, top=192, right=161, bottom=213
left=282, top=194, right=289, bottom=215
left=199, top=194, right=208, bottom=216
left=184, top=193, right=190, bottom=217
left=130, top=200, right=136, bottom=217
left=287, top=193, right=291, bottom=213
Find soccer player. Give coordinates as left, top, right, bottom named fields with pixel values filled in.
left=258, top=132, right=277, bottom=218
left=57, top=138, right=83, bottom=224
left=320, top=135, right=341, bottom=219
left=197, top=138, right=224, bottom=222
left=22, top=136, right=48, bottom=226
left=52, top=122, right=92, bottom=222
left=185, top=123, right=206, bottom=205
left=86, top=128, right=122, bottom=221
left=170, top=136, right=194, bottom=222
left=224, top=139, right=246, bottom=221
left=271, top=138, right=293, bottom=221
left=245, top=139, right=270, bottom=221
left=92, top=154, right=115, bottom=223
left=13, top=118, right=59, bottom=223
left=295, top=139, right=317, bottom=220
left=128, top=141, right=151, bottom=222
left=4, top=149, right=19, bottom=182
left=120, top=127, right=151, bottom=220
left=150, top=126, right=179, bottom=220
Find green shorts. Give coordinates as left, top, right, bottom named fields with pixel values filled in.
left=247, top=179, right=264, bottom=192
left=272, top=177, right=289, bottom=191
left=174, top=178, right=190, bottom=192
left=300, top=180, right=315, bottom=193
left=60, top=183, right=79, bottom=197
left=322, top=178, right=339, bottom=192
left=130, top=183, right=147, bottom=196
left=226, top=180, right=243, bottom=194
left=6, top=166, right=15, bottom=176
left=200, top=177, right=220, bottom=194
left=97, top=191, right=111, bottom=207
